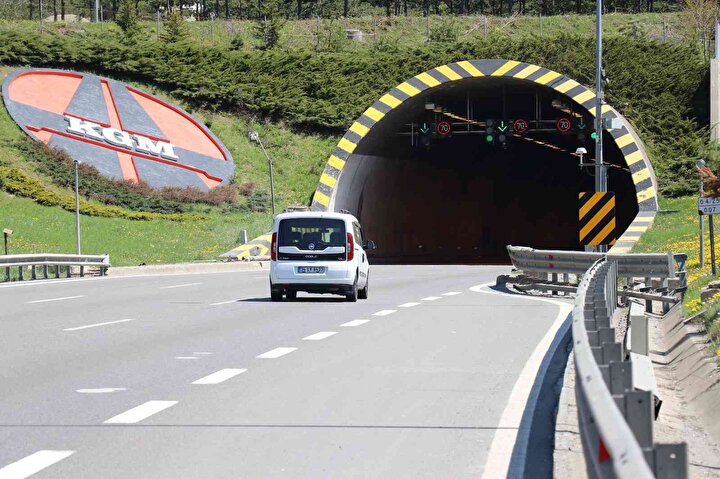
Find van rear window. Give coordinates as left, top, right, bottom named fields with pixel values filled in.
left=278, top=218, right=346, bottom=249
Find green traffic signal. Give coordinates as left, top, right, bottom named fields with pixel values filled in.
left=590, top=131, right=597, bottom=140
left=486, top=134, right=494, bottom=142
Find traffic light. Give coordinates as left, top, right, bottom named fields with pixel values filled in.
left=485, top=119, right=495, bottom=143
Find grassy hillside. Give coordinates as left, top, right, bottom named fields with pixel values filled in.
left=0, top=66, right=336, bottom=265
left=0, top=12, right=691, bottom=52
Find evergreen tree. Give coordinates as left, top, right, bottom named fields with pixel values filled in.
left=161, top=9, right=190, bottom=43
left=253, top=0, right=284, bottom=50
left=115, top=0, right=139, bottom=36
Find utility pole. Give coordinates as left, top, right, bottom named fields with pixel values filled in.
left=248, top=131, right=276, bottom=216
left=594, top=0, right=605, bottom=194
left=74, top=160, right=81, bottom=255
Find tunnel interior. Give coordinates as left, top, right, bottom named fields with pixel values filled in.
left=333, top=77, right=638, bottom=264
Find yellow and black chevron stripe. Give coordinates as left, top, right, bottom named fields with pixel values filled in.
left=579, top=192, right=616, bottom=246
left=608, top=212, right=655, bottom=253
left=312, top=59, right=657, bottom=217
left=221, top=234, right=271, bottom=259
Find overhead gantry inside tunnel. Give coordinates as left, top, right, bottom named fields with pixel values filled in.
left=311, top=59, right=659, bottom=264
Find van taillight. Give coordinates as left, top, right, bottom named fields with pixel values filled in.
left=346, top=233, right=354, bottom=261
left=271, top=232, right=277, bottom=261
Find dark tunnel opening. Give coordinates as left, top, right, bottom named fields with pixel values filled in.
left=333, top=77, right=638, bottom=264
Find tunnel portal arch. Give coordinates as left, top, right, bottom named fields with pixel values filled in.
left=311, top=59, right=658, bottom=260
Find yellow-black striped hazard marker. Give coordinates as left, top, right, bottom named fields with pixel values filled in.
left=579, top=192, right=616, bottom=246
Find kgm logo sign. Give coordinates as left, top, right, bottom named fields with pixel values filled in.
left=2, top=69, right=234, bottom=190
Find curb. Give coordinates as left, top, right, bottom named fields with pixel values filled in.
left=108, top=261, right=269, bottom=277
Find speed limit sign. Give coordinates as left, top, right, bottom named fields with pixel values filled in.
left=556, top=117, right=573, bottom=133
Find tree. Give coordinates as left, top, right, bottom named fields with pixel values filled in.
left=253, top=0, right=284, bottom=49
left=53, top=0, right=57, bottom=20
left=116, top=0, right=139, bottom=35
left=161, top=9, right=190, bottom=42
left=61, top=0, right=65, bottom=19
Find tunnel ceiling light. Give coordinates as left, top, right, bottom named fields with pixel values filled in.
left=425, top=103, right=435, bottom=110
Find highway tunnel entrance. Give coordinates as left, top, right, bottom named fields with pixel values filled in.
left=311, top=60, right=658, bottom=264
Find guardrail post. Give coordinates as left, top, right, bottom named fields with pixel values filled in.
left=66, top=266, right=71, bottom=278
left=54, top=265, right=60, bottom=279
left=654, top=443, right=688, bottom=479
left=42, top=264, right=48, bottom=279
left=80, top=265, right=84, bottom=277
left=609, top=360, right=632, bottom=395
left=18, top=265, right=23, bottom=281
left=31, top=265, right=36, bottom=280
left=4, top=266, right=8, bottom=282
left=624, top=389, right=654, bottom=449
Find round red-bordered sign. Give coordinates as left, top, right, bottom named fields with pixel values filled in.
left=436, top=121, right=452, bottom=137
left=556, top=117, right=573, bottom=133
left=512, top=118, right=529, bottom=134
left=2, top=68, right=234, bottom=191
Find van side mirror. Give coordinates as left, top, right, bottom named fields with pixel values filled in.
left=365, top=240, right=377, bottom=251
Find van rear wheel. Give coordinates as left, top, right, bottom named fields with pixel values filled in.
left=345, top=277, right=358, bottom=302
left=358, top=274, right=368, bottom=300
left=270, top=284, right=283, bottom=302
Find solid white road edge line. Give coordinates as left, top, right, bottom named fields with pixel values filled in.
left=26, top=295, right=84, bottom=304
left=340, top=319, right=370, bottom=327
left=256, top=347, right=297, bottom=359
left=0, top=450, right=75, bottom=479
left=421, top=296, right=441, bottom=301
left=104, top=400, right=178, bottom=424
left=63, top=318, right=137, bottom=332
left=303, top=331, right=338, bottom=341
left=192, top=368, right=247, bottom=385
left=470, top=282, right=573, bottom=479
left=160, top=282, right=202, bottom=289
left=442, top=291, right=462, bottom=296
left=398, top=302, right=420, bottom=308
left=372, top=310, right=396, bottom=316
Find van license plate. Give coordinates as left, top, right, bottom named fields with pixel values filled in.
left=297, top=266, right=325, bottom=274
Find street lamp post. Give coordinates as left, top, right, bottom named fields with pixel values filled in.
left=74, top=160, right=81, bottom=255
left=697, top=159, right=706, bottom=265
left=248, top=131, right=276, bottom=216
left=594, top=0, right=605, bottom=194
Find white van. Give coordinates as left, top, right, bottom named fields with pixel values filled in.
left=269, top=211, right=375, bottom=302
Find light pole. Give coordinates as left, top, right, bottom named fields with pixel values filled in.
left=594, top=0, right=605, bottom=194
left=74, top=159, right=81, bottom=255
left=3, top=228, right=11, bottom=282
left=697, top=159, right=707, bottom=266
left=248, top=131, right=276, bottom=216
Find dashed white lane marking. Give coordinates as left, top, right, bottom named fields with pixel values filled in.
left=175, top=356, right=199, bottom=360
left=160, top=282, right=202, bottom=290
left=192, top=368, right=247, bottom=385
left=0, top=450, right=75, bottom=479
left=421, top=296, right=441, bottom=301
left=372, top=310, right=396, bottom=316
left=26, top=295, right=83, bottom=304
left=471, top=282, right=573, bottom=479
left=104, top=400, right=178, bottom=424
left=398, top=302, right=420, bottom=308
left=76, top=388, right=126, bottom=394
left=257, top=347, right=297, bottom=359
left=442, top=291, right=462, bottom=296
left=303, top=331, right=338, bottom=341
left=63, top=318, right=136, bottom=332
left=340, top=319, right=370, bottom=327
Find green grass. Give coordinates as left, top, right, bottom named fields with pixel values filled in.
left=0, top=65, right=339, bottom=265
left=633, top=195, right=720, bottom=358
left=0, top=11, right=689, bottom=53
left=0, top=192, right=270, bottom=266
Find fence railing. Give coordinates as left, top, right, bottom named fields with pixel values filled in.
left=573, top=258, right=687, bottom=478
left=1, top=254, right=110, bottom=282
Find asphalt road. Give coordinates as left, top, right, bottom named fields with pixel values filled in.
left=0, top=265, right=568, bottom=478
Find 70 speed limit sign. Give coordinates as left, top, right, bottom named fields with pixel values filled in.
left=698, top=196, right=720, bottom=215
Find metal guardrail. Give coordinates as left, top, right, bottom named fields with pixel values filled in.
left=574, top=258, right=687, bottom=478
left=507, top=246, right=687, bottom=290
left=1, top=254, right=110, bottom=282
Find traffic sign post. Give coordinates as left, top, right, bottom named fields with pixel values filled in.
left=698, top=196, right=719, bottom=274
